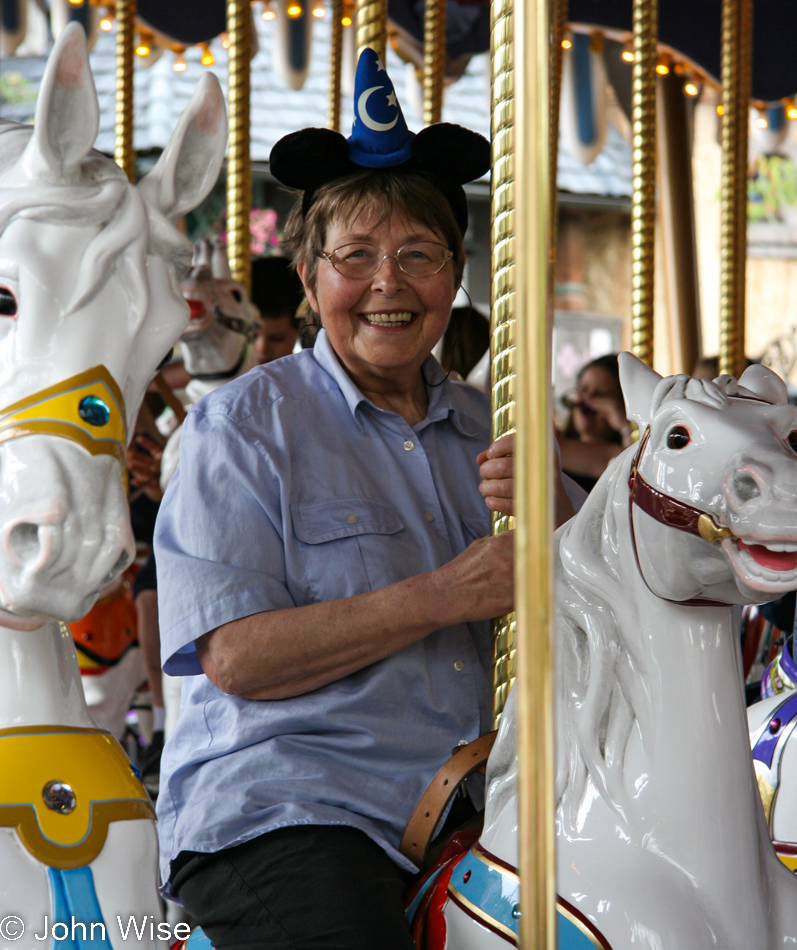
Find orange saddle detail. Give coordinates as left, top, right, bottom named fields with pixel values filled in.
left=70, top=572, right=138, bottom=671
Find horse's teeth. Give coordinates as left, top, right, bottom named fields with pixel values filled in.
left=763, top=543, right=797, bottom=552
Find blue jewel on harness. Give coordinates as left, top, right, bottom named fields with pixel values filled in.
left=77, top=396, right=110, bottom=428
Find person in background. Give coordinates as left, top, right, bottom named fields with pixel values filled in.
left=557, top=353, right=631, bottom=494
left=249, top=256, right=304, bottom=364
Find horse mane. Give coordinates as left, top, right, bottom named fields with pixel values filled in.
left=0, top=122, right=192, bottom=316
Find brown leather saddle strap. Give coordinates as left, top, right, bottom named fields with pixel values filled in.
left=399, top=731, right=497, bottom=868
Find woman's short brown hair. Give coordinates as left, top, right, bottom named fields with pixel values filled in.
left=283, top=170, right=466, bottom=292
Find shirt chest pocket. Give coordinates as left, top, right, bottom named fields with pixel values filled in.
left=292, top=498, right=405, bottom=602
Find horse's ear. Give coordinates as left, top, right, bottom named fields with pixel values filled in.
left=22, top=23, right=99, bottom=182
left=738, top=363, right=788, bottom=404
left=138, top=73, right=227, bottom=222
left=618, top=352, right=662, bottom=429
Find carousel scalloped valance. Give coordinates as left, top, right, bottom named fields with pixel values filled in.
left=136, top=0, right=797, bottom=104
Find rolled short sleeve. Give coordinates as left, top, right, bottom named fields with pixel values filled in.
left=154, top=407, right=294, bottom=675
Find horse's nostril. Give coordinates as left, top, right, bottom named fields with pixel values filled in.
left=100, top=548, right=132, bottom=587
left=8, top=522, right=41, bottom=566
left=732, top=471, right=760, bottom=503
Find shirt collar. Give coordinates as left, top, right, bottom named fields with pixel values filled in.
left=312, top=328, right=481, bottom=436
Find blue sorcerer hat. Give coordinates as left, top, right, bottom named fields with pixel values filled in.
left=269, top=48, right=489, bottom=235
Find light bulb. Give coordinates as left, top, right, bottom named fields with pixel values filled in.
left=201, top=45, right=215, bottom=66
left=135, top=42, right=151, bottom=57
left=262, top=2, right=276, bottom=18
left=562, top=38, right=571, bottom=50
left=99, top=15, right=113, bottom=31
left=717, top=104, right=725, bottom=116
left=684, top=82, right=699, bottom=97
left=221, top=33, right=231, bottom=49
left=656, top=62, right=669, bottom=76
left=341, top=15, right=352, bottom=25
left=173, top=52, right=187, bottom=72
left=755, top=114, right=768, bottom=129
left=287, top=3, right=303, bottom=17
left=621, top=48, right=634, bottom=63
left=788, top=105, right=797, bottom=121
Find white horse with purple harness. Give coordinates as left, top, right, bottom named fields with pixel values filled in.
left=0, top=25, right=225, bottom=949
left=411, top=355, right=797, bottom=948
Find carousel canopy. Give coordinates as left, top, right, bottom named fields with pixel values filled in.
left=134, top=0, right=797, bottom=103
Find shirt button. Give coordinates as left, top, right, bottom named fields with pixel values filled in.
left=403, top=439, right=415, bottom=451
left=346, top=514, right=358, bottom=524
left=424, top=511, right=434, bottom=522
left=454, top=660, right=464, bottom=672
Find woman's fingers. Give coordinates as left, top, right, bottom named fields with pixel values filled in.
left=478, top=434, right=515, bottom=513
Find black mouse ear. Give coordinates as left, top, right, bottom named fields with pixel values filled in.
left=412, top=124, right=491, bottom=184
left=269, top=128, right=353, bottom=191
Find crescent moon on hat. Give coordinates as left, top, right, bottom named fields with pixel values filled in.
left=357, top=86, right=399, bottom=132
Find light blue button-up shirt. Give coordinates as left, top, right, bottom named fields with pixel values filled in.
left=154, top=329, right=493, bottom=887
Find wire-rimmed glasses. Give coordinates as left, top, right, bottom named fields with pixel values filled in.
left=317, top=241, right=453, bottom=280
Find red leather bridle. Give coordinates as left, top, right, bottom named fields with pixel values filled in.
left=627, top=426, right=734, bottom=606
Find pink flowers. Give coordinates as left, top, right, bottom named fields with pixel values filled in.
left=210, top=208, right=283, bottom=256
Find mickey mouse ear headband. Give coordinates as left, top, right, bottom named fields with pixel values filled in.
left=269, top=48, right=490, bottom=236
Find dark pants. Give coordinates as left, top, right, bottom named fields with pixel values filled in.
left=171, top=826, right=417, bottom=950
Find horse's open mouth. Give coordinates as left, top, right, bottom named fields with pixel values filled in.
left=738, top=539, right=797, bottom=572
left=728, top=537, right=797, bottom=590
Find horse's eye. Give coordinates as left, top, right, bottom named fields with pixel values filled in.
left=0, top=287, right=17, bottom=317
left=230, top=288, right=243, bottom=303
left=787, top=431, right=797, bottom=454
left=667, top=425, right=691, bottom=449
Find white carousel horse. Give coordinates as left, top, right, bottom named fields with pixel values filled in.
left=0, top=23, right=226, bottom=949
left=411, top=355, right=797, bottom=949
left=159, top=237, right=260, bottom=491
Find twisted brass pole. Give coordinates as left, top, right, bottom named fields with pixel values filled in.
left=356, top=0, right=386, bottom=60
left=719, top=0, right=752, bottom=377
left=227, top=0, right=251, bottom=294
left=489, top=0, right=516, bottom=729
left=114, top=0, right=136, bottom=182
left=328, top=0, right=344, bottom=130
left=515, top=0, right=555, bottom=940
left=422, top=0, right=446, bottom=126
left=630, top=0, right=658, bottom=367
left=549, top=0, right=567, bottom=258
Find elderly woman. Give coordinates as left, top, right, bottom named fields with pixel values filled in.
left=155, top=51, right=573, bottom=950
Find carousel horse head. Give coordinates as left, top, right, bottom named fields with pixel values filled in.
left=618, top=354, right=797, bottom=604
left=179, top=237, right=260, bottom=378
left=0, top=23, right=226, bottom=629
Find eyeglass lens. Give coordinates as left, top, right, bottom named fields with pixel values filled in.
left=325, top=242, right=450, bottom=278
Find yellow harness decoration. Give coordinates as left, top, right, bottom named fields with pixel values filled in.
left=0, top=366, right=127, bottom=465
left=0, top=726, right=154, bottom=870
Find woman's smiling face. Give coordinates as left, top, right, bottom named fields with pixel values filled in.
left=297, top=210, right=459, bottom=391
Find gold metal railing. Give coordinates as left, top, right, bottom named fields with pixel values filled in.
left=114, top=0, right=136, bottom=182
left=227, top=0, right=252, bottom=294
left=630, top=0, right=658, bottom=366
left=422, top=0, right=446, bottom=126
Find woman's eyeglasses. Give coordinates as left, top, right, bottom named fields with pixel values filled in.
left=317, top=241, right=453, bottom=280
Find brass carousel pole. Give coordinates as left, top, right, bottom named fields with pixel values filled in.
left=328, top=0, right=344, bottom=130
left=114, top=0, right=136, bottom=182
left=515, top=0, right=554, bottom=944
left=356, top=0, right=386, bottom=60
left=719, top=0, right=752, bottom=377
left=422, top=0, right=446, bottom=126
left=630, top=0, right=659, bottom=367
left=549, top=0, right=566, bottom=257
left=227, top=0, right=252, bottom=294
left=489, top=0, right=516, bottom=729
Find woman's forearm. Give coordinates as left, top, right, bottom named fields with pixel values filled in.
left=197, top=531, right=515, bottom=700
